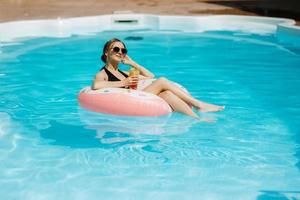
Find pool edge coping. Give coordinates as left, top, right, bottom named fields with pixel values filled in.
left=0, top=14, right=299, bottom=43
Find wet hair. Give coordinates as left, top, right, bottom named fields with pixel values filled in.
left=101, top=38, right=127, bottom=63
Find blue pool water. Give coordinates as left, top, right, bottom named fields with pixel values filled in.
left=0, top=30, right=300, bottom=200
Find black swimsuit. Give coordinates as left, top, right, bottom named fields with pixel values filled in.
left=100, top=66, right=128, bottom=88
left=101, top=66, right=128, bottom=81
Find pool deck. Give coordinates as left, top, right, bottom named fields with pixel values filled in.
left=0, top=0, right=299, bottom=25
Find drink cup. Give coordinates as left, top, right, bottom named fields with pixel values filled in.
left=129, top=68, right=139, bottom=90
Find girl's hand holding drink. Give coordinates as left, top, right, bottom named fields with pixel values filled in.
left=128, top=68, right=140, bottom=90
left=121, top=57, right=140, bottom=90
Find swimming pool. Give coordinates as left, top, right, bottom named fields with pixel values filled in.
left=0, top=14, right=300, bottom=200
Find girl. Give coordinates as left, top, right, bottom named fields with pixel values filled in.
left=92, top=38, right=224, bottom=119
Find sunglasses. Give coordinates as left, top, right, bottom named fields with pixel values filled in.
left=112, top=46, right=128, bottom=55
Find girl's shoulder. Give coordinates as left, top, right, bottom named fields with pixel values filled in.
left=95, top=68, right=108, bottom=80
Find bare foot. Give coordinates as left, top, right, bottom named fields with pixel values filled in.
left=195, top=103, right=225, bottom=113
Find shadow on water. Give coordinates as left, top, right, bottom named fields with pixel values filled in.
left=40, top=120, right=160, bottom=149
left=124, top=36, right=144, bottom=41
left=257, top=190, right=300, bottom=200
left=77, top=109, right=197, bottom=136
left=40, top=109, right=197, bottom=149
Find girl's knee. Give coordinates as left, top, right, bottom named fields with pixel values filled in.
left=157, top=77, right=168, bottom=83
left=156, top=77, right=170, bottom=87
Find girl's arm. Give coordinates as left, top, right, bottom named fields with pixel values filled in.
left=122, top=55, right=155, bottom=78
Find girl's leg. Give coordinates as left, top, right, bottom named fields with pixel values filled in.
left=143, top=77, right=224, bottom=112
left=158, top=90, right=199, bottom=118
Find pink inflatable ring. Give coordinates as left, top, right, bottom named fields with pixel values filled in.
left=78, top=87, right=172, bottom=116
